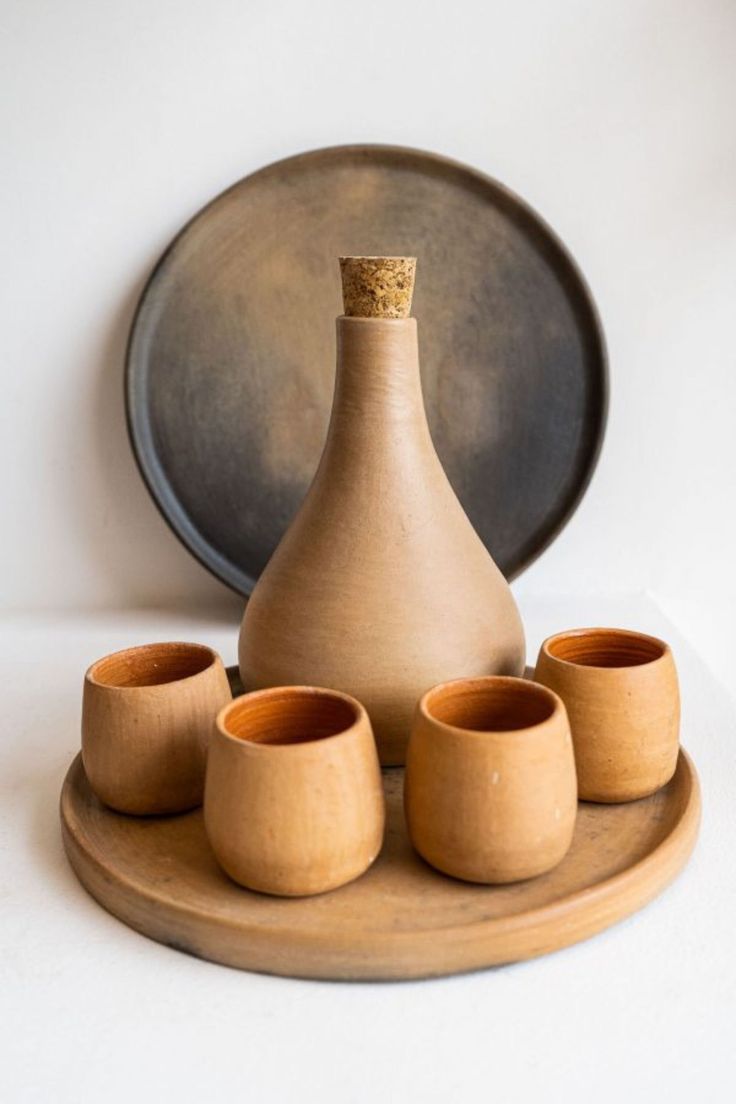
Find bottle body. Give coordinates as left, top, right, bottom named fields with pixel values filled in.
left=239, top=316, right=525, bottom=765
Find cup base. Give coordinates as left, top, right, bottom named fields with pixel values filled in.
left=217, top=852, right=381, bottom=898
left=414, top=841, right=574, bottom=886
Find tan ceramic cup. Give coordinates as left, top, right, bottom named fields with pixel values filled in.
left=82, top=642, right=232, bottom=815
left=404, top=676, right=577, bottom=884
left=534, top=628, right=680, bottom=803
left=204, top=686, right=385, bottom=897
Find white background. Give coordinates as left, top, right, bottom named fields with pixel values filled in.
left=1, top=2, right=735, bottom=1102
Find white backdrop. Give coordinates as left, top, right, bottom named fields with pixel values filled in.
left=3, top=0, right=735, bottom=618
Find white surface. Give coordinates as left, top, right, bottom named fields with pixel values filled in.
left=1, top=596, right=733, bottom=1103
left=1, top=0, right=735, bottom=611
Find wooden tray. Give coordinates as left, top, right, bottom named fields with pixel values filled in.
left=60, top=749, right=700, bottom=981
left=126, top=145, right=607, bottom=595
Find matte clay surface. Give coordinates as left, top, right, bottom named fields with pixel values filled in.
left=535, top=629, right=680, bottom=802
left=82, top=643, right=232, bottom=815
left=204, top=688, right=385, bottom=896
left=239, top=291, right=525, bottom=765
left=126, top=145, right=607, bottom=596
left=405, top=678, right=577, bottom=883
left=60, top=748, right=700, bottom=981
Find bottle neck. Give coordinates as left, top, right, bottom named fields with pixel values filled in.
left=326, top=317, right=430, bottom=446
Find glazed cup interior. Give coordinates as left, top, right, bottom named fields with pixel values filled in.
left=423, top=677, right=557, bottom=733
left=220, top=688, right=361, bottom=747
left=543, top=629, right=666, bottom=669
left=88, top=642, right=216, bottom=689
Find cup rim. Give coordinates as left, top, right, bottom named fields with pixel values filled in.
left=419, top=675, right=563, bottom=736
left=540, top=627, right=670, bottom=671
left=85, top=641, right=220, bottom=691
left=215, top=685, right=369, bottom=751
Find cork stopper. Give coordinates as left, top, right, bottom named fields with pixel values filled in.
left=339, top=256, right=416, bottom=318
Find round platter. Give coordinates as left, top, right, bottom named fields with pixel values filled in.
left=126, top=144, right=607, bottom=595
left=61, top=749, right=700, bottom=981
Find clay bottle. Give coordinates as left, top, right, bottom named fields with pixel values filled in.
left=239, top=257, right=525, bottom=765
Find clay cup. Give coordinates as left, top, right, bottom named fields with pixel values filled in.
left=82, top=641, right=232, bottom=815
left=404, top=676, right=577, bottom=884
left=534, top=628, right=680, bottom=802
left=204, top=686, right=385, bottom=896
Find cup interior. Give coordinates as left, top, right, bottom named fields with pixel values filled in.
left=425, top=677, right=556, bottom=733
left=221, top=689, right=359, bottom=747
left=89, top=643, right=215, bottom=688
left=545, top=629, right=665, bottom=668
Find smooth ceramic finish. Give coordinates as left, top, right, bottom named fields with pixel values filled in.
left=534, top=628, right=680, bottom=802
left=60, top=747, right=700, bottom=980
left=239, top=259, right=525, bottom=765
left=204, top=687, right=385, bottom=896
left=126, top=144, right=608, bottom=597
left=81, top=642, right=231, bottom=815
left=405, top=676, right=577, bottom=883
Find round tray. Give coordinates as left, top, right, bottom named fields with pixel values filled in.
left=60, top=749, right=700, bottom=981
left=126, top=144, right=607, bottom=595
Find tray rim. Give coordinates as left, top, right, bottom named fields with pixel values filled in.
left=124, top=142, right=609, bottom=597
left=60, top=747, right=699, bottom=982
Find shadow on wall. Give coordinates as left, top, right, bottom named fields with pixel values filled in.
left=71, top=261, right=243, bottom=620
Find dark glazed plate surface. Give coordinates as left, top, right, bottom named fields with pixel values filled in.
left=126, top=145, right=607, bottom=595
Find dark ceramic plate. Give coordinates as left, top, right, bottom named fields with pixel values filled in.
left=126, top=145, right=607, bottom=596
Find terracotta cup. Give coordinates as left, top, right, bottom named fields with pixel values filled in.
left=204, top=686, right=385, bottom=897
left=404, top=676, right=577, bottom=884
left=534, top=628, right=680, bottom=802
left=82, top=642, right=231, bottom=815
